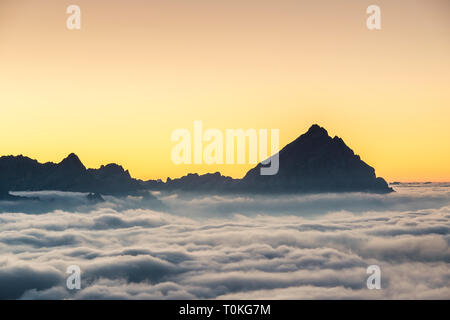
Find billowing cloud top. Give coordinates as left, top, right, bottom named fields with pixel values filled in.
left=0, top=183, right=449, bottom=299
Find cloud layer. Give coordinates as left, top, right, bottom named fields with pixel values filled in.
left=0, top=183, right=449, bottom=299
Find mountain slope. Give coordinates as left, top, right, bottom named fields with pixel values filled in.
left=0, top=124, right=392, bottom=196
left=145, top=124, right=392, bottom=194
left=0, top=154, right=142, bottom=195
left=239, top=124, right=392, bottom=193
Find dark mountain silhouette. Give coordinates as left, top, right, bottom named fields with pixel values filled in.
left=0, top=153, right=143, bottom=196
left=145, top=172, right=238, bottom=192
left=239, top=124, right=392, bottom=193
left=145, top=124, right=392, bottom=194
left=0, top=124, right=392, bottom=198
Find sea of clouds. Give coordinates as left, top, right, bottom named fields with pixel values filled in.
left=0, top=183, right=449, bottom=299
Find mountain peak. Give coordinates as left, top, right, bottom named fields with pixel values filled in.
left=0, top=153, right=144, bottom=196
left=59, top=153, right=86, bottom=170
left=240, top=124, right=392, bottom=193
left=305, top=124, right=329, bottom=137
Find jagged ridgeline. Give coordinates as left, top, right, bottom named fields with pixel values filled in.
left=0, top=153, right=142, bottom=196
left=0, top=125, right=392, bottom=197
left=146, top=124, right=393, bottom=194
left=239, top=125, right=392, bottom=193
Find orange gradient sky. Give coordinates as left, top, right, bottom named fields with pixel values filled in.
left=1, top=0, right=449, bottom=181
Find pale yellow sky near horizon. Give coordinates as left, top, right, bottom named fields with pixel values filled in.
left=1, top=0, right=449, bottom=182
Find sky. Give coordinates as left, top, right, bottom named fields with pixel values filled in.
left=1, top=0, right=449, bottom=182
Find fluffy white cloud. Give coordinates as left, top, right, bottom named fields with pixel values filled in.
left=0, top=183, right=449, bottom=299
